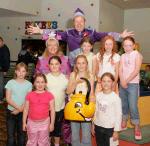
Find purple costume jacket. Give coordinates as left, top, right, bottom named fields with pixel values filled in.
left=43, top=28, right=120, bottom=52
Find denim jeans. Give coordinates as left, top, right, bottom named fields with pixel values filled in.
left=6, top=109, right=25, bottom=146
left=71, top=121, right=92, bottom=146
left=119, top=83, right=140, bottom=125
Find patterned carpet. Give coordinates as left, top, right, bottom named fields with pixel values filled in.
left=0, top=103, right=70, bottom=146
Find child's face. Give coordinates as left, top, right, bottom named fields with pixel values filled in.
left=123, top=40, right=135, bottom=53
left=15, top=67, right=27, bottom=79
left=34, top=76, right=46, bottom=92
left=104, top=39, right=113, bottom=53
left=101, top=76, right=113, bottom=91
left=47, top=40, right=58, bottom=55
left=76, top=57, right=88, bottom=72
left=49, top=59, right=61, bottom=73
left=81, top=42, right=92, bottom=54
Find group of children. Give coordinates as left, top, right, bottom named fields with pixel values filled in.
left=5, top=35, right=142, bottom=146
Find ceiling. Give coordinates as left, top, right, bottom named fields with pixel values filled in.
left=107, top=0, right=150, bottom=9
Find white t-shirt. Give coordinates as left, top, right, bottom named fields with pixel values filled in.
left=96, top=53, right=120, bottom=77
left=94, top=91, right=122, bottom=131
left=46, top=73, right=68, bottom=112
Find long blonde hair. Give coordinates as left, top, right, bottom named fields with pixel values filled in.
left=42, top=38, right=59, bottom=58
left=73, top=55, right=90, bottom=79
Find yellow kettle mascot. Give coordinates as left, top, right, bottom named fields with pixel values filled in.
left=64, top=77, right=95, bottom=121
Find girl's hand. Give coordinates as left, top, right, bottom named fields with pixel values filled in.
left=23, top=123, right=27, bottom=131
left=49, top=123, right=54, bottom=132
left=121, top=80, right=128, bottom=89
left=11, top=109, right=20, bottom=115
left=120, top=29, right=134, bottom=38
left=112, top=131, right=119, bottom=141
left=91, top=124, right=95, bottom=136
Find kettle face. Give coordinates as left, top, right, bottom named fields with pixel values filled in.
left=64, top=93, right=95, bottom=121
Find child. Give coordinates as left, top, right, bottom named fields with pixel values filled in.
left=93, top=35, right=120, bottom=92
left=119, top=36, right=143, bottom=140
left=92, top=72, right=122, bottom=146
left=35, top=37, right=70, bottom=75
left=23, top=73, right=55, bottom=146
left=69, top=36, right=94, bottom=73
left=5, top=62, right=32, bottom=146
left=46, top=56, right=68, bottom=146
left=66, top=55, right=94, bottom=146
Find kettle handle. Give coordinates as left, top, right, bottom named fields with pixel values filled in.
left=80, top=77, right=91, bottom=105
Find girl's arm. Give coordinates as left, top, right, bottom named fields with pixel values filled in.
left=23, top=100, right=29, bottom=131
left=92, top=55, right=99, bottom=80
left=6, top=89, right=22, bottom=112
left=66, top=72, right=79, bottom=95
left=113, top=97, right=122, bottom=140
left=113, top=61, right=119, bottom=89
left=119, top=58, right=127, bottom=88
left=89, top=74, right=95, bottom=101
left=126, top=52, right=143, bottom=83
left=49, top=99, right=55, bottom=132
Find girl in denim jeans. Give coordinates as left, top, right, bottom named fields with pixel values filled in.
left=119, top=36, right=143, bottom=140
left=5, top=62, right=32, bottom=146
left=66, top=55, right=95, bottom=146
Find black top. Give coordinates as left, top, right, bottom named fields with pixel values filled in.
left=0, top=44, right=10, bottom=72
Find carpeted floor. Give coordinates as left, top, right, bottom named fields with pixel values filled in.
left=119, top=125, right=150, bottom=144
left=0, top=103, right=69, bottom=146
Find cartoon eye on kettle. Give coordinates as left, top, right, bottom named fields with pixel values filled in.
left=64, top=77, right=95, bottom=121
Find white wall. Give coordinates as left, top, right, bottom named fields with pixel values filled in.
left=124, top=8, right=150, bottom=63
left=99, top=0, right=124, bottom=32
left=0, top=0, right=41, bottom=15
left=0, top=0, right=100, bottom=61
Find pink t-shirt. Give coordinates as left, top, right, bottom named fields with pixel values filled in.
left=121, top=50, right=140, bottom=83
left=26, top=91, right=54, bottom=120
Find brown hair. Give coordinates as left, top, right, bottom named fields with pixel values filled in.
left=14, top=62, right=28, bottom=79
left=99, top=35, right=117, bottom=63
left=101, top=72, right=115, bottom=82
left=122, top=36, right=135, bottom=45
left=74, top=54, right=90, bottom=78
left=80, top=36, right=94, bottom=46
left=0, top=36, right=3, bottom=41
left=33, top=73, right=47, bottom=90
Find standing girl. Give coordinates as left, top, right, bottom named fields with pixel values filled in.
left=23, top=73, right=55, bottom=146
left=66, top=55, right=94, bottom=146
left=93, top=35, right=120, bottom=92
left=119, top=36, right=143, bottom=140
left=46, top=56, right=68, bottom=146
left=69, top=36, right=94, bottom=73
left=92, top=72, right=122, bottom=146
left=5, top=62, right=32, bottom=146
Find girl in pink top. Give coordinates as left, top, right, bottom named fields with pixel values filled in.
left=119, top=36, right=143, bottom=140
left=23, top=73, right=55, bottom=146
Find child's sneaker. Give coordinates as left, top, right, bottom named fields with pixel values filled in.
left=121, top=120, right=127, bottom=131
left=135, top=129, right=142, bottom=140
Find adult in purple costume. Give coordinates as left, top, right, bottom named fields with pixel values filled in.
left=27, top=8, right=134, bottom=65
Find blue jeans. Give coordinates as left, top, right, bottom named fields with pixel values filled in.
left=71, top=121, right=92, bottom=146
left=6, top=109, right=25, bottom=146
left=119, top=83, right=140, bottom=125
